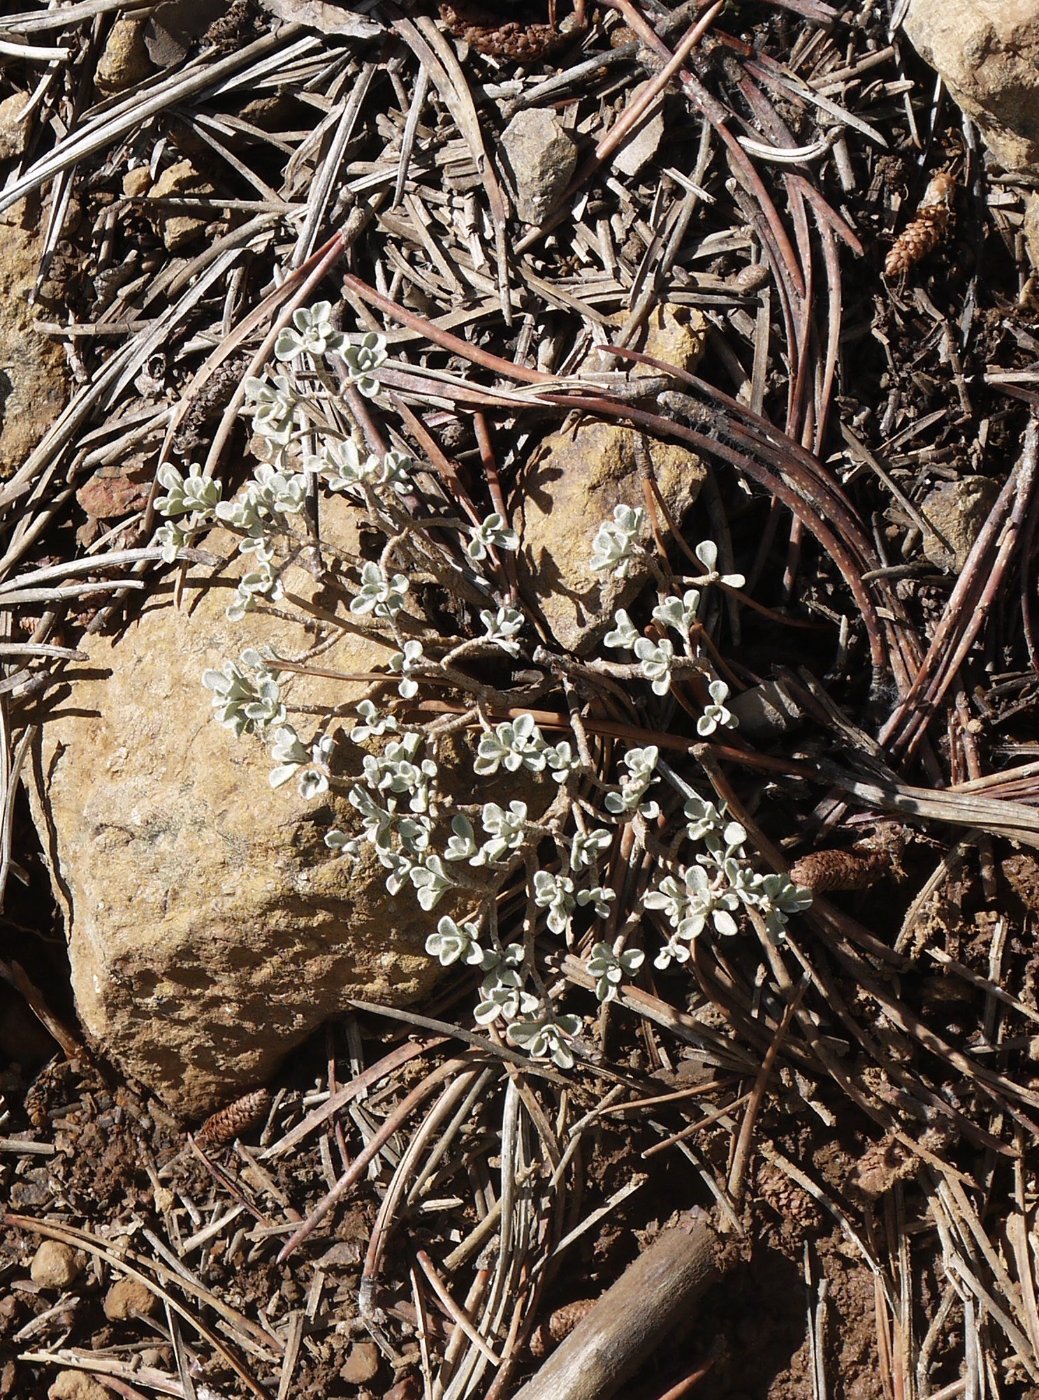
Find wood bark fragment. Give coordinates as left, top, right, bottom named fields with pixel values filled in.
left=511, top=1211, right=724, bottom=1400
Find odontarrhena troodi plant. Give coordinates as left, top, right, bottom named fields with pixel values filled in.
left=155, top=301, right=812, bottom=1070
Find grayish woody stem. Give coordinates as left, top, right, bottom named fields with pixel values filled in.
left=510, top=1210, right=724, bottom=1400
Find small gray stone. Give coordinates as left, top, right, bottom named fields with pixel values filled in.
left=341, top=1341, right=380, bottom=1384
left=149, top=159, right=215, bottom=252
left=612, top=84, right=664, bottom=178
left=501, top=108, right=577, bottom=224
left=729, top=681, right=809, bottom=742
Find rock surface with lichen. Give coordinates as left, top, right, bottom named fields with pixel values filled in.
left=0, top=201, right=70, bottom=479
left=905, top=0, right=1039, bottom=172
left=27, top=502, right=447, bottom=1117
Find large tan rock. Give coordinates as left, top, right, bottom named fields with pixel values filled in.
left=516, top=304, right=707, bottom=653
left=29, top=509, right=447, bottom=1116
left=0, top=201, right=69, bottom=478
left=904, top=0, right=1039, bottom=172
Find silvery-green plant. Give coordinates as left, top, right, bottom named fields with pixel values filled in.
left=340, top=331, right=388, bottom=397
left=697, top=679, right=735, bottom=736
left=167, top=303, right=812, bottom=1073
left=479, top=605, right=525, bottom=656
left=590, top=503, right=645, bottom=578
left=466, top=513, right=520, bottom=562
left=202, top=650, right=285, bottom=736
left=269, top=726, right=335, bottom=798
left=426, top=915, right=484, bottom=967
left=633, top=636, right=675, bottom=695
left=350, top=562, right=411, bottom=620
left=473, top=714, right=549, bottom=776
left=388, top=640, right=427, bottom=699
left=155, top=462, right=222, bottom=517
left=477, top=801, right=529, bottom=865
left=588, top=942, right=646, bottom=1002
left=506, top=1002, right=583, bottom=1070
left=154, top=463, right=223, bottom=561
left=273, top=300, right=346, bottom=362
left=652, top=589, right=700, bottom=636
left=350, top=700, right=398, bottom=742
left=532, top=869, right=577, bottom=935
left=570, top=826, right=612, bottom=870
left=603, top=609, right=639, bottom=649
left=605, top=745, right=660, bottom=817
left=245, top=372, right=300, bottom=445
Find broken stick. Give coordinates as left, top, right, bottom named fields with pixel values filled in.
left=511, top=1210, right=724, bottom=1400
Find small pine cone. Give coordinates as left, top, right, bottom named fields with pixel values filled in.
left=756, top=1161, right=824, bottom=1230
left=194, top=1088, right=271, bottom=1149
left=788, top=848, right=889, bottom=893
left=884, top=171, right=956, bottom=278
left=529, top=1299, right=596, bottom=1358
